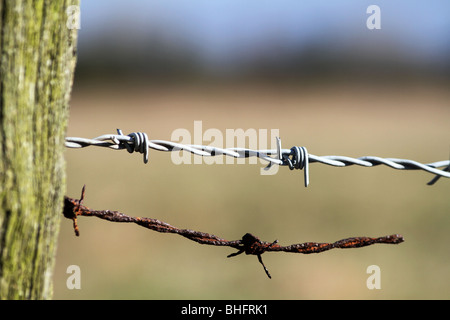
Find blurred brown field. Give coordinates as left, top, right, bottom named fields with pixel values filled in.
left=54, top=81, right=450, bottom=299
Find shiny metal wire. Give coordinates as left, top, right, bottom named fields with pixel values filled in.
left=65, top=129, right=450, bottom=187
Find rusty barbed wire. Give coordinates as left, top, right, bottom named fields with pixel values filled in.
left=65, top=129, right=450, bottom=187
left=63, top=185, right=404, bottom=279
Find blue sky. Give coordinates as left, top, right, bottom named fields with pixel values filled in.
left=76, top=1, right=450, bottom=69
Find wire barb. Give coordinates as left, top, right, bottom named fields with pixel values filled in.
left=116, top=129, right=149, bottom=164
left=65, top=129, right=450, bottom=186
left=63, top=185, right=405, bottom=279
left=284, top=146, right=309, bottom=187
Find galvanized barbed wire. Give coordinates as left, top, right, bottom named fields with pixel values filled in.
left=64, top=185, right=405, bottom=279
left=65, top=129, right=450, bottom=187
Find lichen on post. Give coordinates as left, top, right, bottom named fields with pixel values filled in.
left=0, top=0, right=79, bottom=300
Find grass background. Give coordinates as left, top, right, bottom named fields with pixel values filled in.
left=53, top=81, right=449, bottom=299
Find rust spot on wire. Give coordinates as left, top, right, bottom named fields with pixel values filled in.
left=63, top=185, right=405, bottom=279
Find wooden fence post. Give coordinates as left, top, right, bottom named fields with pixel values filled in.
left=0, top=0, right=79, bottom=299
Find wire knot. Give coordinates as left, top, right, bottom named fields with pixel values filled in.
left=117, top=129, right=149, bottom=164
left=227, top=233, right=278, bottom=279
left=240, top=233, right=277, bottom=255
left=63, top=185, right=86, bottom=237
left=283, top=146, right=310, bottom=187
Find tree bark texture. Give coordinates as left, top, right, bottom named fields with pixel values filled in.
left=0, top=0, right=78, bottom=299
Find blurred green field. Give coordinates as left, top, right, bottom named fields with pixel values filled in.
left=54, top=82, right=450, bottom=299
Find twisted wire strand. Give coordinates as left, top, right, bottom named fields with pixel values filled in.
left=64, top=185, right=404, bottom=279
left=65, top=129, right=450, bottom=186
